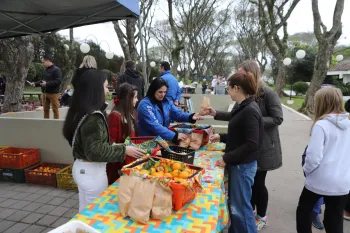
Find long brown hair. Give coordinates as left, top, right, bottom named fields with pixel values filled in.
left=113, top=83, right=138, bottom=138
left=239, top=60, right=263, bottom=94
left=312, top=88, right=345, bottom=130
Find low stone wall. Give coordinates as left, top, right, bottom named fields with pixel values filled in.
left=0, top=94, right=230, bottom=164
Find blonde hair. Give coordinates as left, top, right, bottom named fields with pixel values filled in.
left=239, top=60, right=263, bottom=93
left=313, top=88, right=345, bottom=129
left=79, top=55, right=97, bottom=69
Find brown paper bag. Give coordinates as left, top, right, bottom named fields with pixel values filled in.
left=128, top=178, right=156, bottom=223
left=190, top=130, right=204, bottom=150
left=118, top=176, right=141, bottom=217
left=179, top=133, right=191, bottom=148
left=151, top=183, right=173, bottom=220
left=199, top=96, right=211, bottom=116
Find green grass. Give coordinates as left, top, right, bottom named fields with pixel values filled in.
left=281, top=96, right=305, bottom=112
left=281, top=96, right=347, bottom=113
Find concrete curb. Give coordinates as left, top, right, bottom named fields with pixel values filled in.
left=281, top=104, right=312, bottom=121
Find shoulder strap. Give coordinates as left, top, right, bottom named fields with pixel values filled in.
left=72, top=110, right=108, bottom=149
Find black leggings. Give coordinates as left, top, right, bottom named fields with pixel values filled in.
left=251, top=170, right=268, bottom=217
left=297, top=187, right=348, bottom=233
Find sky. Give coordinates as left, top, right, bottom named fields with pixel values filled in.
left=59, top=0, right=350, bottom=57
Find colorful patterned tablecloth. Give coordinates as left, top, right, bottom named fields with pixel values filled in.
left=72, top=151, right=228, bottom=233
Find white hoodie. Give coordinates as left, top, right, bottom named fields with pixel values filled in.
left=304, top=113, right=350, bottom=196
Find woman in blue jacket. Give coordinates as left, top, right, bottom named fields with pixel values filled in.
left=137, top=78, right=202, bottom=142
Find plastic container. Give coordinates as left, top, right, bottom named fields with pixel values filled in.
left=0, top=147, right=40, bottom=169
left=161, top=146, right=195, bottom=164
left=48, top=220, right=101, bottom=233
left=0, top=164, right=38, bottom=183
left=56, top=165, right=77, bottom=190
left=126, top=136, right=158, bottom=164
left=122, top=157, right=204, bottom=210
left=25, top=163, right=68, bottom=187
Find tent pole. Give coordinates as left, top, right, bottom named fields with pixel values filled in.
left=138, top=14, right=148, bottom=93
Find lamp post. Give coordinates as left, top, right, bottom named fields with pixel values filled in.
left=80, top=34, right=114, bottom=60
left=284, top=49, right=306, bottom=105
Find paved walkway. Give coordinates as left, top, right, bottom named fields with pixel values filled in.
left=0, top=184, right=78, bottom=233
left=0, top=107, right=349, bottom=232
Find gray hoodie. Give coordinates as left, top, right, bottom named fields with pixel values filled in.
left=304, top=113, right=350, bottom=196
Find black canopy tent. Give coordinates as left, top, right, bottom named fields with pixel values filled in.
left=0, top=0, right=140, bottom=39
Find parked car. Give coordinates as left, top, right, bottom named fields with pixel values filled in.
left=321, top=84, right=334, bottom=88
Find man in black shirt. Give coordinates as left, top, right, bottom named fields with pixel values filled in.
left=35, top=54, right=62, bottom=119
left=117, top=61, right=144, bottom=108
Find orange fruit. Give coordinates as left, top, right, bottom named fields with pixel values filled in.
left=172, top=170, right=180, bottom=178
left=179, top=171, right=190, bottom=179
left=140, top=169, right=150, bottom=175
left=150, top=168, right=156, bottom=174
left=172, top=162, right=181, bottom=171
left=164, top=173, right=172, bottom=178
left=158, top=171, right=164, bottom=176
left=152, top=172, right=162, bottom=177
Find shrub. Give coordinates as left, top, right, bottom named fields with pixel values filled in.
left=33, top=63, right=44, bottom=82
left=26, top=63, right=36, bottom=81
left=334, top=80, right=350, bottom=96
left=293, top=81, right=308, bottom=95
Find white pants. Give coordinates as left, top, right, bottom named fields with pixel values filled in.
left=72, top=159, right=108, bottom=212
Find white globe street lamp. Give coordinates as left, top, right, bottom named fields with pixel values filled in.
left=105, top=51, right=114, bottom=60
left=63, top=44, right=69, bottom=50
left=283, top=58, right=292, bottom=66
left=80, top=43, right=90, bottom=53
left=283, top=57, right=293, bottom=104
left=150, top=61, right=156, bottom=67
left=336, top=54, right=344, bottom=62
left=296, top=50, right=306, bottom=59
left=190, top=62, right=195, bottom=70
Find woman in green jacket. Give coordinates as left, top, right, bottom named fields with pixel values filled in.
left=63, top=69, right=144, bottom=212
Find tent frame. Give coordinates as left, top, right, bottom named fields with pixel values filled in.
left=0, top=2, right=124, bottom=38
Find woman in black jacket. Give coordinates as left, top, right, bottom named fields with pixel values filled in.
left=72, top=55, right=97, bottom=90
left=239, top=60, right=283, bottom=229
left=209, top=72, right=263, bottom=233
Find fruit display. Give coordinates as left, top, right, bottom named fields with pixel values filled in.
left=25, top=163, right=68, bottom=187
left=136, top=157, right=197, bottom=180
left=122, top=155, right=205, bottom=211
left=27, top=166, right=61, bottom=175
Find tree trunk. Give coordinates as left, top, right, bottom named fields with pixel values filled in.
left=0, top=38, right=34, bottom=112
left=114, top=22, right=131, bottom=61
left=69, top=28, right=73, bottom=44
left=304, top=41, right=332, bottom=114
left=274, top=55, right=286, bottom=97
left=126, top=18, right=138, bottom=61
left=59, top=69, right=74, bottom=93
left=171, top=53, right=179, bottom=76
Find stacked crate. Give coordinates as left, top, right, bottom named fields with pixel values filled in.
left=0, top=147, right=40, bottom=183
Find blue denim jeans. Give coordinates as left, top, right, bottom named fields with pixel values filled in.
left=313, top=197, right=324, bottom=215
left=227, top=161, right=258, bottom=233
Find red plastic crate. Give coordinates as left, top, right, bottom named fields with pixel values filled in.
left=126, top=137, right=159, bottom=164
left=0, top=147, right=40, bottom=169
left=25, top=162, right=69, bottom=187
